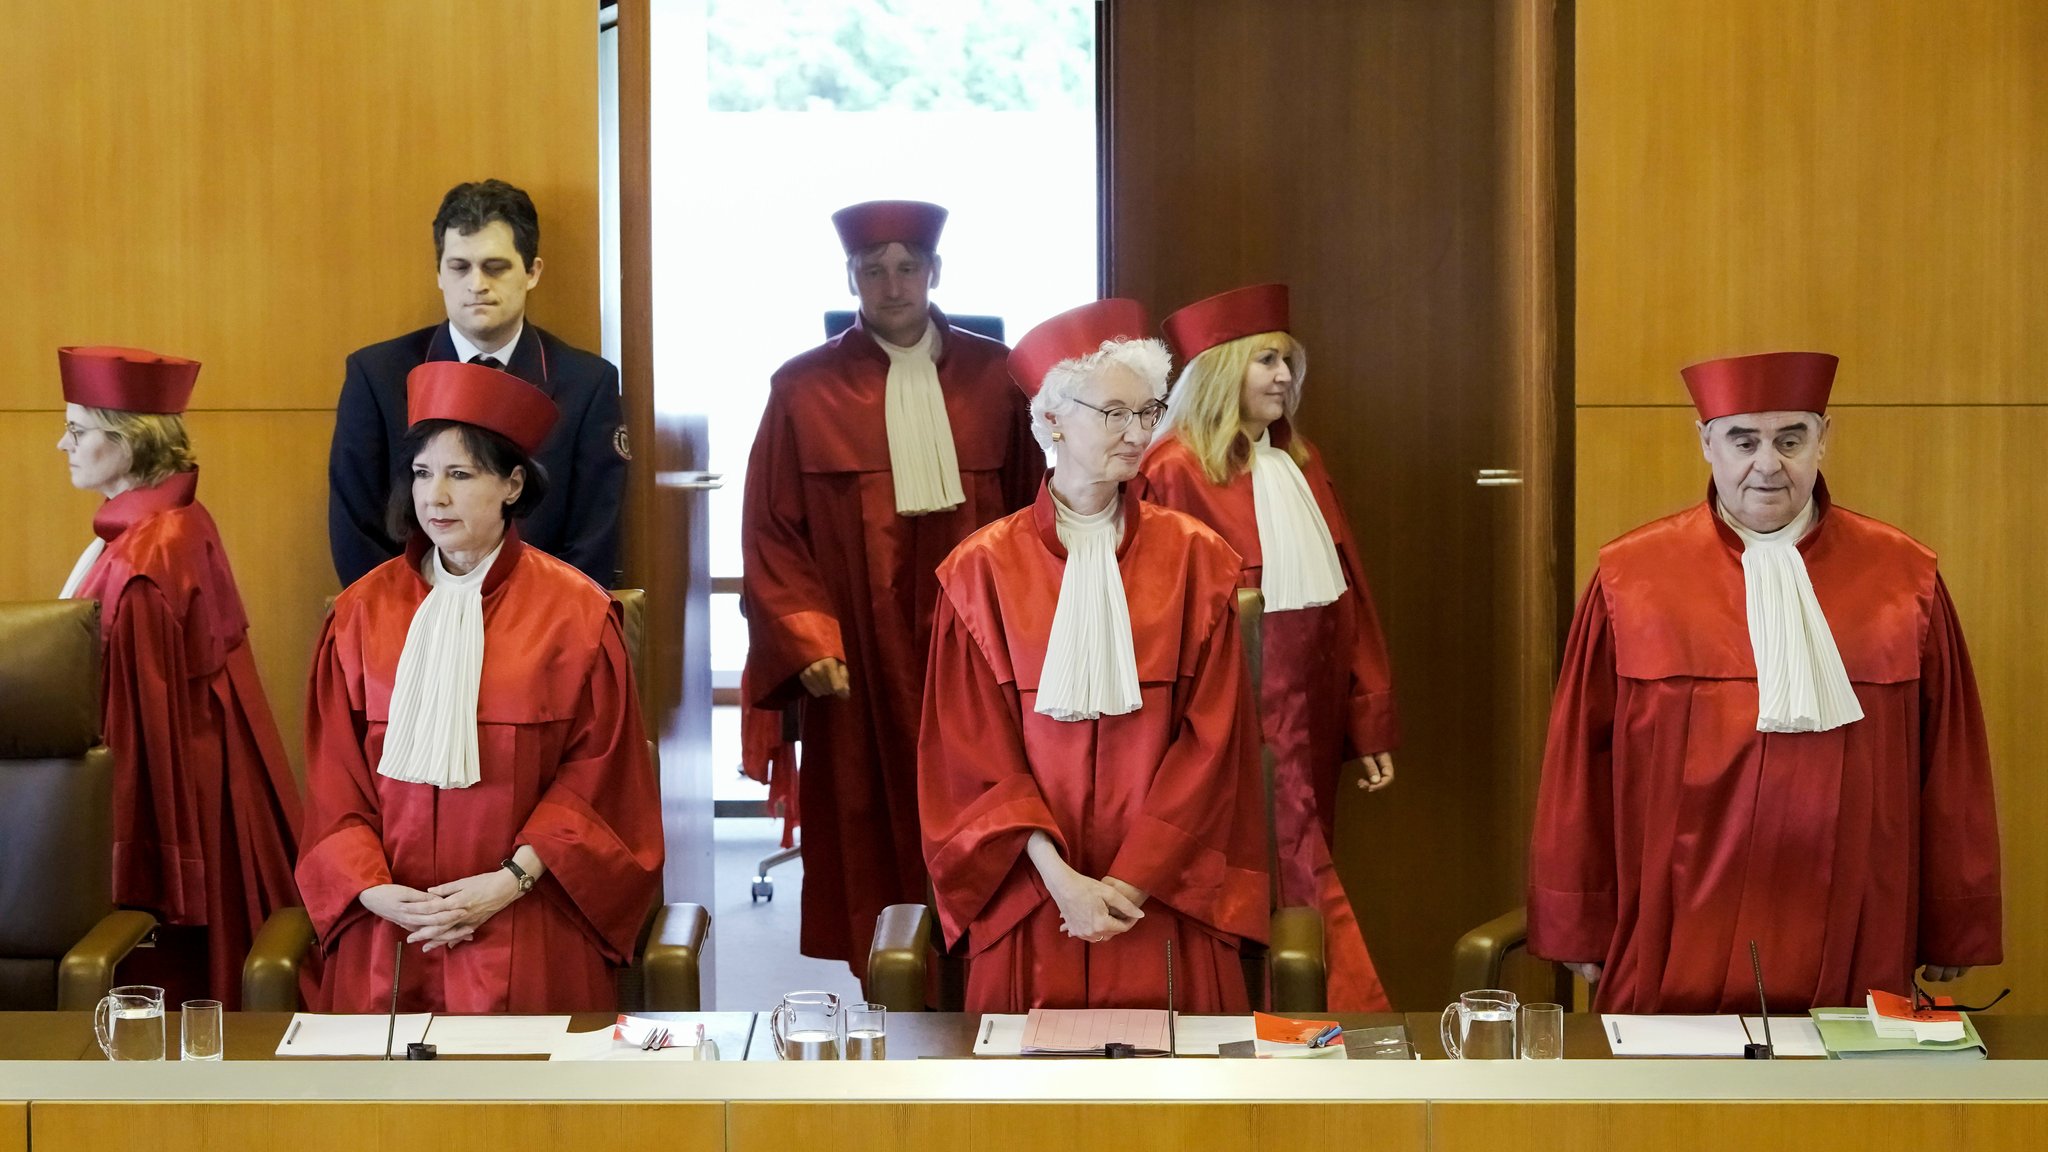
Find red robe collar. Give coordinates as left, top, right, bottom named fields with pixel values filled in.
left=1705, top=474, right=1834, bottom=555
left=401, top=523, right=528, bottom=596
left=94, top=469, right=199, bottom=542
left=839, top=305, right=963, bottom=370
left=1032, top=473, right=1147, bottom=561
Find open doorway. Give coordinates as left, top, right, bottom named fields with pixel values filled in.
left=645, top=0, right=1099, bottom=1007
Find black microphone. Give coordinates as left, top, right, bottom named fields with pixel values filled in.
left=1743, top=939, right=1775, bottom=1060
left=384, top=935, right=404, bottom=1060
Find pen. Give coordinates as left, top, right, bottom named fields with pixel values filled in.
left=980, top=1019, right=994, bottom=1045
left=1309, top=1024, right=1342, bottom=1049
left=285, top=1019, right=303, bottom=1046
left=1609, top=1021, right=1622, bottom=1045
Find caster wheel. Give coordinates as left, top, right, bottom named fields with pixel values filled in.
left=751, top=877, right=774, bottom=902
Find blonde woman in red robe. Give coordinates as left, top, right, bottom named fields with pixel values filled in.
left=1529, top=352, right=2001, bottom=1012
left=54, top=346, right=303, bottom=1007
left=1140, top=285, right=1398, bottom=1011
left=919, top=300, right=1269, bottom=1013
left=297, top=361, right=662, bottom=1013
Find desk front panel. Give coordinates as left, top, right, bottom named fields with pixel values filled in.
left=31, top=1102, right=723, bottom=1152
left=728, top=1102, right=1429, bottom=1152
left=1433, top=1101, right=2048, bottom=1152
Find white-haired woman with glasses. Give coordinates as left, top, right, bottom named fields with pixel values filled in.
left=55, top=346, right=303, bottom=1007
left=917, top=300, right=1268, bottom=1013
left=1140, top=284, right=1399, bottom=1011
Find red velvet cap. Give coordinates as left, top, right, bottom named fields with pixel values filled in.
left=1162, top=283, right=1291, bottom=365
left=832, top=200, right=948, bottom=254
left=406, top=360, right=558, bottom=454
left=1008, top=299, right=1153, bottom=399
left=58, top=346, right=200, bottom=414
left=1680, top=351, right=1838, bottom=422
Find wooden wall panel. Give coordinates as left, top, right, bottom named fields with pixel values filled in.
left=1578, top=1, right=2048, bottom=405
left=1433, top=1101, right=2048, bottom=1152
left=0, top=1, right=603, bottom=784
left=1574, top=406, right=2047, bottom=1008
left=1108, top=0, right=1558, bottom=1011
left=1577, top=0, right=2046, bottom=1009
left=31, top=1102, right=723, bottom=1152
left=0, top=0, right=599, bottom=414
left=728, top=1103, right=1428, bottom=1152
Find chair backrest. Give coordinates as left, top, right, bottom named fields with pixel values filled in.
left=824, top=311, right=1006, bottom=343
left=0, top=600, right=116, bottom=1010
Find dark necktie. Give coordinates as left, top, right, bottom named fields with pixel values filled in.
left=470, top=354, right=504, bottom=370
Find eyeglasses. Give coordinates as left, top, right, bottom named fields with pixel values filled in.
left=1914, top=983, right=2010, bottom=1014
left=1069, top=398, right=1167, bottom=434
left=61, top=422, right=115, bottom=447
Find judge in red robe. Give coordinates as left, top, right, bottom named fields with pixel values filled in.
left=55, top=346, right=303, bottom=1007
left=1141, top=284, right=1397, bottom=1011
left=742, top=200, right=1043, bottom=974
left=1529, top=352, right=2001, bottom=1013
left=297, top=361, right=662, bottom=1013
left=920, top=300, right=1268, bottom=1013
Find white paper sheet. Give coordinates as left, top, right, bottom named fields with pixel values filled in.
left=547, top=1027, right=717, bottom=1061
left=1742, top=1016, right=1828, bottom=1058
left=972, top=1014, right=1252, bottom=1056
left=423, top=1015, right=571, bottom=1055
left=276, top=1012, right=432, bottom=1057
left=1601, top=1013, right=1750, bottom=1057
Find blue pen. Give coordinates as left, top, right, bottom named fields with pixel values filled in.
left=1309, top=1024, right=1342, bottom=1049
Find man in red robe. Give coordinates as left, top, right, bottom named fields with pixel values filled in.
left=742, top=200, right=1043, bottom=975
left=920, top=300, right=1268, bottom=1012
left=1529, top=352, right=2001, bottom=1012
left=297, top=362, right=662, bottom=1012
left=57, top=346, right=303, bottom=1007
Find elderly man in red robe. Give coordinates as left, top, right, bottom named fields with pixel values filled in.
left=1529, top=351, right=2001, bottom=1012
left=741, top=200, right=1042, bottom=976
left=919, top=300, right=1268, bottom=1012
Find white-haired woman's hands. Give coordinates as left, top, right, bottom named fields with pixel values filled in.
left=1026, top=831, right=1141, bottom=943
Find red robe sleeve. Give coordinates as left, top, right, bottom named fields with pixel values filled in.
left=1105, top=583, right=1269, bottom=945
left=102, top=576, right=207, bottom=924
left=918, top=591, right=1066, bottom=951
left=740, top=387, right=845, bottom=706
left=1526, top=573, right=1620, bottom=964
left=1915, top=574, right=2002, bottom=966
left=515, top=615, right=665, bottom=964
left=295, top=611, right=393, bottom=950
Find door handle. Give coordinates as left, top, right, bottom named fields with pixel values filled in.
left=657, top=471, right=725, bottom=490
left=1475, top=468, right=1522, bottom=487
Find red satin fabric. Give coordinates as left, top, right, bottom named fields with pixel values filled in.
left=1140, top=426, right=1397, bottom=1010
left=296, top=533, right=663, bottom=1013
left=1529, top=482, right=2003, bottom=1012
left=919, top=481, right=1270, bottom=1013
left=74, top=469, right=303, bottom=1006
left=741, top=308, right=1043, bottom=973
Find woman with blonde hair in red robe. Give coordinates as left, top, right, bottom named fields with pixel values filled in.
left=919, top=299, right=1269, bottom=1013
left=1140, top=284, right=1398, bottom=1011
left=54, top=346, right=303, bottom=1007
left=297, top=361, right=662, bottom=1013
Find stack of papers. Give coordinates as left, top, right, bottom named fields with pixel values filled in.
left=1601, top=1014, right=1751, bottom=1057
left=423, top=1016, right=570, bottom=1055
left=1811, top=1009, right=1987, bottom=1059
left=1019, top=1008, right=1171, bottom=1055
left=275, top=1013, right=431, bottom=1057
left=1867, top=990, right=1966, bottom=1042
left=1251, top=1012, right=1347, bottom=1059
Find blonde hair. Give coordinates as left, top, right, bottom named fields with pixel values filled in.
left=1161, top=331, right=1307, bottom=484
left=84, top=406, right=197, bottom=487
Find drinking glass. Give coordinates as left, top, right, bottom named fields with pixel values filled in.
left=1520, top=1002, right=1564, bottom=1060
left=181, top=999, right=225, bottom=1061
left=843, top=1002, right=886, bottom=1060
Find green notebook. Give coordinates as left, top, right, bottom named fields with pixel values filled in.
left=1807, top=1009, right=1987, bottom=1059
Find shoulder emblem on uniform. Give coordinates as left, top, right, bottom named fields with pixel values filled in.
left=613, top=424, right=633, bottom=461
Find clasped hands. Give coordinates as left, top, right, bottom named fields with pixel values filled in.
left=359, top=867, right=526, bottom=952
left=1028, top=831, right=1146, bottom=944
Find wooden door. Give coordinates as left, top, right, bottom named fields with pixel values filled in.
left=1103, top=0, right=1564, bottom=1008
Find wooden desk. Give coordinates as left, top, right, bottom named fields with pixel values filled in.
left=6, top=1013, right=2046, bottom=1152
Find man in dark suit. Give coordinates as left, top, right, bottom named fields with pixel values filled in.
left=328, top=179, right=626, bottom=587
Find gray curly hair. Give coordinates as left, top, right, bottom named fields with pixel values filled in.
left=1028, top=336, right=1173, bottom=454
